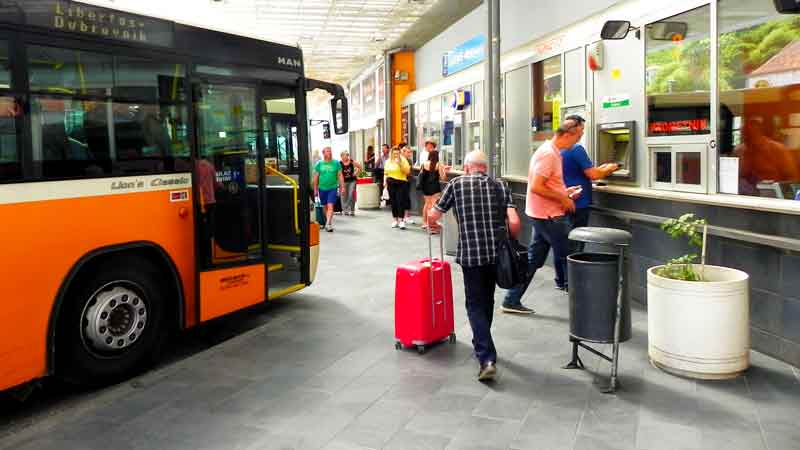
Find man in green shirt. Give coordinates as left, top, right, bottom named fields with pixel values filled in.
left=313, top=146, right=345, bottom=232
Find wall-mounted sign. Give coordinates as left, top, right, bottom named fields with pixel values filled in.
left=452, top=90, right=471, bottom=111
left=601, top=94, right=630, bottom=109
left=534, top=35, right=565, bottom=57
left=9, top=0, right=175, bottom=47
left=442, top=35, right=486, bottom=77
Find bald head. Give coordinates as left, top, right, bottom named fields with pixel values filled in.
left=464, top=150, right=488, bottom=173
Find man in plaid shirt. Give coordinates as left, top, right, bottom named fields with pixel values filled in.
left=429, top=151, right=520, bottom=381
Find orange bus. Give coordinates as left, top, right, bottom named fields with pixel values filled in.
left=0, top=1, right=348, bottom=391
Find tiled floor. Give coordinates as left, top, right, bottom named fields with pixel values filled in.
left=2, top=209, right=799, bottom=450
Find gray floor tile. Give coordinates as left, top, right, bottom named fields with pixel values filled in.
left=383, top=429, right=451, bottom=450
left=511, top=400, right=584, bottom=450
left=333, top=399, right=416, bottom=449
left=761, top=420, right=800, bottom=450
left=471, top=390, right=532, bottom=421
left=635, top=420, right=701, bottom=450
left=573, top=434, right=636, bottom=450
left=699, top=427, right=767, bottom=450
left=446, top=416, right=522, bottom=450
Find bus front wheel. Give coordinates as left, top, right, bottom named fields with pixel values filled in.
left=57, top=257, right=168, bottom=385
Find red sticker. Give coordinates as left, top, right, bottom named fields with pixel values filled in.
left=170, top=190, right=189, bottom=202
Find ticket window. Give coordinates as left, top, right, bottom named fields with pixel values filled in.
left=596, top=121, right=635, bottom=180
left=649, top=143, right=707, bottom=193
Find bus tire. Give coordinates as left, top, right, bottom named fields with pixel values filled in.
left=56, top=256, right=168, bottom=385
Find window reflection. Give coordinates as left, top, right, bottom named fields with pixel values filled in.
left=676, top=152, right=702, bottom=185
left=646, top=6, right=711, bottom=136
left=719, top=0, right=800, bottom=198
left=28, top=46, right=113, bottom=96
left=532, top=55, right=562, bottom=144
left=0, top=96, right=20, bottom=181
left=30, top=97, right=190, bottom=178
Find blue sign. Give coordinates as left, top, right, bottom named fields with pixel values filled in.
left=442, top=35, right=486, bottom=77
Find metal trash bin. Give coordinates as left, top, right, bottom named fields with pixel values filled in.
left=443, top=209, right=458, bottom=257
left=568, top=253, right=631, bottom=343
left=563, top=227, right=632, bottom=394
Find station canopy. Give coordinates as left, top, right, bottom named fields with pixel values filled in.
left=78, top=0, right=482, bottom=85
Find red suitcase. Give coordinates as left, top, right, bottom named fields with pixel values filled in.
left=394, top=232, right=456, bottom=354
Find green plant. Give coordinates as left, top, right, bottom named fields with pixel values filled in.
left=656, top=213, right=708, bottom=281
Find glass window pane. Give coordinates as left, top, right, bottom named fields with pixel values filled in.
left=350, top=84, right=361, bottom=121
left=646, top=6, right=711, bottom=136
left=441, top=95, right=456, bottom=166
left=195, top=84, right=257, bottom=158
left=0, top=42, right=10, bottom=89
left=676, top=152, right=701, bottom=184
left=363, top=73, right=375, bottom=117
left=30, top=96, right=190, bottom=178
left=0, top=96, right=21, bottom=181
left=28, top=46, right=113, bottom=96
left=263, top=92, right=298, bottom=173
left=31, top=97, right=112, bottom=177
left=194, top=83, right=259, bottom=267
left=425, top=96, right=442, bottom=152
left=377, top=66, right=385, bottom=114
left=113, top=102, right=191, bottom=167
left=533, top=55, right=562, bottom=146
left=115, top=58, right=186, bottom=102
left=655, top=151, right=672, bottom=183
left=719, top=0, right=800, bottom=198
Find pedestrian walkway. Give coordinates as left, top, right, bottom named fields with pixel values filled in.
left=2, top=209, right=799, bottom=450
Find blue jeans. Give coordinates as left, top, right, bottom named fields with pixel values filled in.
left=504, top=215, right=572, bottom=306
left=462, top=264, right=497, bottom=365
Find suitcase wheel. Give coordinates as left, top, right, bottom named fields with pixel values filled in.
left=449, top=333, right=456, bottom=344
left=416, top=345, right=426, bottom=354
left=395, top=341, right=402, bottom=350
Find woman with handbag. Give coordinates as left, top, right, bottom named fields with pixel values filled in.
left=418, top=150, right=450, bottom=233
left=339, top=151, right=362, bottom=216
left=384, top=147, right=411, bottom=229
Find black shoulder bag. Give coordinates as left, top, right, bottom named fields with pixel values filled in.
left=493, top=180, right=528, bottom=289
left=416, top=167, right=426, bottom=191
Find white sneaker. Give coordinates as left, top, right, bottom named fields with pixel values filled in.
left=391, top=220, right=399, bottom=228
left=405, top=218, right=415, bottom=224
left=399, top=220, right=406, bottom=230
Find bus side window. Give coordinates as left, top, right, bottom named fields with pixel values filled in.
left=0, top=96, right=21, bottom=181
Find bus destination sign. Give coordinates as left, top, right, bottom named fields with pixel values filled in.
left=8, top=0, right=175, bottom=47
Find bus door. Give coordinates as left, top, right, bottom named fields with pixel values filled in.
left=193, top=81, right=268, bottom=321
left=261, top=86, right=305, bottom=298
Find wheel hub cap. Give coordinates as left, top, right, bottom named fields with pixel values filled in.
left=83, top=285, right=147, bottom=352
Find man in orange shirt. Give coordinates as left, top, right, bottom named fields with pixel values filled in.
left=502, top=118, right=583, bottom=314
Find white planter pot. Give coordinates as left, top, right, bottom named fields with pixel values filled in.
left=647, top=265, right=750, bottom=379
left=356, top=183, right=380, bottom=210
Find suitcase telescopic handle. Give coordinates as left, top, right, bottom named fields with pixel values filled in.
left=427, top=222, right=447, bottom=326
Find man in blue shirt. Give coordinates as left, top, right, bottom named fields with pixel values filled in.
left=561, top=115, right=619, bottom=241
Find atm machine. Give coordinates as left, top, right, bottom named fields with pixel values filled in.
left=596, top=121, right=636, bottom=181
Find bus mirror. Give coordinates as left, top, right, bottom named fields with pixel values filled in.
left=647, top=21, right=688, bottom=41
left=331, top=96, right=348, bottom=135
left=774, top=0, right=800, bottom=13
left=601, top=20, right=632, bottom=40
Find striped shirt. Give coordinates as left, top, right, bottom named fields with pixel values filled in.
left=434, top=172, right=514, bottom=267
